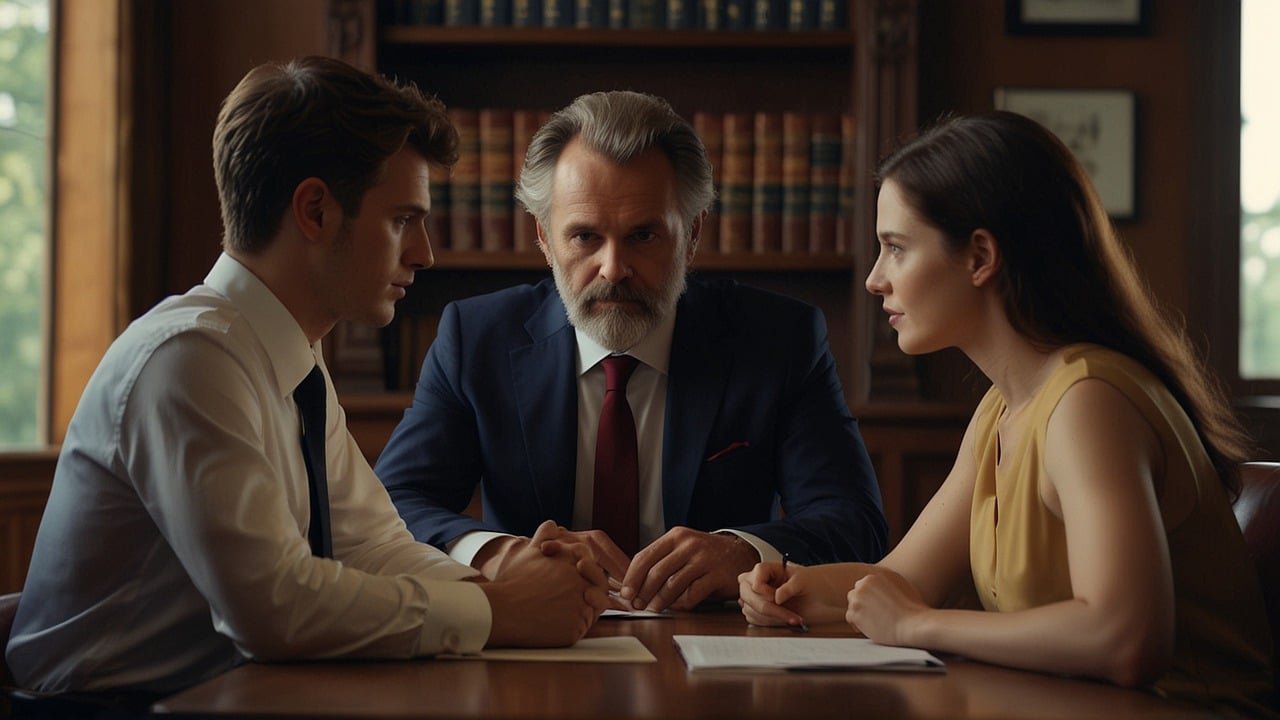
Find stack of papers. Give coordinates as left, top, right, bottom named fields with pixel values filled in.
left=673, top=635, right=944, bottom=673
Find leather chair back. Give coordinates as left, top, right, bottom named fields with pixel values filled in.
left=1, top=591, right=19, bottom=688
left=1234, top=462, right=1280, bottom=692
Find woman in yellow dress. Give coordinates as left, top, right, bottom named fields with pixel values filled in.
left=738, top=111, right=1275, bottom=716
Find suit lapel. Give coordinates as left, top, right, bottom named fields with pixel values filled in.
left=510, top=288, right=578, bottom=525
left=662, top=281, right=733, bottom=528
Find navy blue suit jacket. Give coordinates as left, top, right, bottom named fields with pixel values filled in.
left=375, top=277, right=887, bottom=565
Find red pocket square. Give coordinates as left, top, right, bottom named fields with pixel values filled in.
left=705, top=441, right=751, bottom=463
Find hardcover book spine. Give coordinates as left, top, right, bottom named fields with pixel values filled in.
left=445, top=0, right=479, bottom=25
left=629, top=0, right=664, bottom=28
left=426, top=162, right=452, bottom=250
left=543, top=0, right=575, bottom=26
left=667, top=0, right=695, bottom=28
left=751, top=112, right=783, bottom=253
left=780, top=111, right=810, bottom=254
left=512, top=109, right=546, bottom=253
left=481, top=0, right=513, bottom=25
left=698, top=0, right=723, bottom=29
left=609, top=0, right=628, bottom=28
left=449, top=108, right=482, bottom=252
left=808, top=112, right=840, bottom=254
left=513, top=0, right=543, bottom=25
left=788, top=0, right=815, bottom=30
left=836, top=112, right=856, bottom=254
left=692, top=111, right=722, bottom=253
left=752, top=0, right=784, bottom=30
left=576, top=0, right=608, bottom=27
left=723, top=0, right=750, bottom=29
left=719, top=112, right=754, bottom=254
left=404, top=0, right=445, bottom=24
left=479, top=109, right=514, bottom=252
left=817, top=0, right=846, bottom=30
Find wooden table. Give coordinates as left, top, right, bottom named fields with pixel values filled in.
left=153, top=610, right=1210, bottom=719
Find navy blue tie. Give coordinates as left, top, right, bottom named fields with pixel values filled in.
left=294, top=365, right=333, bottom=558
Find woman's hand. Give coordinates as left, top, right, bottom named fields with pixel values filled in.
left=845, top=567, right=929, bottom=646
left=739, top=561, right=856, bottom=628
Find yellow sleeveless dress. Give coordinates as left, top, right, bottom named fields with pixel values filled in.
left=968, top=344, right=1275, bottom=717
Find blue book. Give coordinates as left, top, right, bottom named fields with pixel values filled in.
left=723, top=0, right=751, bottom=29
left=481, top=0, right=513, bottom=25
left=513, top=0, right=543, bottom=25
left=817, top=0, right=846, bottom=30
left=667, top=0, right=695, bottom=28
left=609, top=0, right=628, bottom=28
left=445, top=0, right=479, bottom=25
left=576, top=0, right=608, bottom=27
left=698, top=0, right=724, bottom=30
left=544, top=0, right=574, bottom=25
left=752, top=0, right=785, bottom=30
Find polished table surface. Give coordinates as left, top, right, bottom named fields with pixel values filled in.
left=153, top=609, right=1212, bottom=719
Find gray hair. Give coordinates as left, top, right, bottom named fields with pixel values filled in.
left=515, top=91, right=715, bottom=237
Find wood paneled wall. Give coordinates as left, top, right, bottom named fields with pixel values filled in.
left=0, top=452, right=55, bottom=594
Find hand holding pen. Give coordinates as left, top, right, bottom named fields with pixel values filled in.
left=781, top=553, right=810, bottom=633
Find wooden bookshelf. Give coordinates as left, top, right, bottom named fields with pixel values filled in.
left=326, top=0, right=921, bottom=408
left=381, top=26, right=858, bottom=49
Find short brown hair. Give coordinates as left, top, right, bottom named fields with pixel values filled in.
left=213, top=56, right=458, bottom=253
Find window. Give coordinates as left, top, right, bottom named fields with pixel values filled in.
left=1240, top=0, right=1280, bottom=380
left=0, top=0, right=49, bottom=447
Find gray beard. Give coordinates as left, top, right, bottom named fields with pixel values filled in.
left=552, top=255, right=688, bottom=352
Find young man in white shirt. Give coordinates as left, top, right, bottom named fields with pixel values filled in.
left=6, top=56, right=608, bottom=697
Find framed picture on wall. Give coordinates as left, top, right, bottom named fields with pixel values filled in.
left=1006, top=0, right=1151, bottom=36
left=995, top=88, right=1137, bottom=220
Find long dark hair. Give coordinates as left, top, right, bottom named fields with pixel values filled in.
left=878, top=111, right=1251, bottom=494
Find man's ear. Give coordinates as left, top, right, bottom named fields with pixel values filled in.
left=687, top=213, right=703, bottom=261
left=969, top=229, right=1002, bottom=288
left=291, top=177, right=337, bottom=244
left=534, top=220, right=552, bottom=267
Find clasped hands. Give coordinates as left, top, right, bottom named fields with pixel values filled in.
left=737, top=561, right=930, bottom=646
left=482, top=523, right=759, bottom=613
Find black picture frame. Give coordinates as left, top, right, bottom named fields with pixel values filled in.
left=995, top=87, right=1138, bottom=221
left=1006, top=0, right=1151, bottom=37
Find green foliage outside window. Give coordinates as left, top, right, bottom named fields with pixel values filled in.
left=1241, top=202, right=1280, bottom=379
left=0, top=0, right=48, bottom=446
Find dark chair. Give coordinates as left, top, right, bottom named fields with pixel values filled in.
left=1234, top=462, right=1280, bottom=698
left=2, top=591, right=20, bottom=717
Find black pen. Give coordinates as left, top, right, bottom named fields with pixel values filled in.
left=781, top=553, right=810, bottom=633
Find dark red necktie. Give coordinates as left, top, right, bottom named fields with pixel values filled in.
left=593, top=354, right=640, bottom=556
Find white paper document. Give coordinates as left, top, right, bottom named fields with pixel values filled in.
left=601, top=608, right=671, bottom=619
left=447, top=635, right=656, bottom=663
left=673, top=635, right=945, bottom=673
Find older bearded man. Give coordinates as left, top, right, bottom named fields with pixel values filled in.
left=375, top=91, right=887, bottom=613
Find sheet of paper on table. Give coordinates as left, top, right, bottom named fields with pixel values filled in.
left=673, top=635, right=944, bottom=673
left=445, top=636, right=657, bottom=663
left=601, top=608, right=671, bottom=619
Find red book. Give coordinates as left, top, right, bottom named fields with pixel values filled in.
left=692, top=111, right=722, bottom=254
left=751, top=112, right=783, bottom=254
left=426, top=161, right=451, bottom=251
left=512, top=109, right=547, bottom=254
left=781, top=111, right=811, bottom=254
left=449, top=108, right=481, bottom=252
left=719, top=112, right=753, bottom=254
left=479, top=108, right=514, bottom=252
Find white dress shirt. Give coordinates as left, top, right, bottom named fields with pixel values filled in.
left=449, top=308, right=780, bottom=566
left=6, top=254, right=489, bottom=694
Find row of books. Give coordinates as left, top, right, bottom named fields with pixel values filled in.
left=383, top=0, right=849, bottom=31
left=435, top=108, right=856, bottom=256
